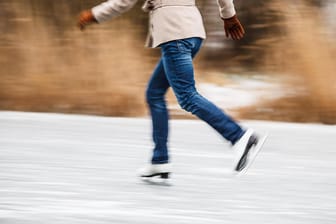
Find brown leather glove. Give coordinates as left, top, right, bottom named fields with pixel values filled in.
left=223, top=15, right=245, bottom=40
left=78, top=10, right=97, bottom=31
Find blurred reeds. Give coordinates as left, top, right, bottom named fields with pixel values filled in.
left=0, top=0, right=335, bottom=123
left=0, top=1, right=153, bottom=116
left=240, top=0, right=336, bottom=124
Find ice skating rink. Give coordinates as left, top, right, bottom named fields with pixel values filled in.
left=1, top=112, right=335, bottom=224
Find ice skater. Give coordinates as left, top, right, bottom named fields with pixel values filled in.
left=78, top=0, right=267, bottom=178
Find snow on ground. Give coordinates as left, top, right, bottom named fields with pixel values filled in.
left=198, top=78, right=284, bottom=109
left=0, top=111, right=336, bottom=224
left=169, top=75, right=289, bottom=113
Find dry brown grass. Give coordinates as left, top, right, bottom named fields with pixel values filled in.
left=0, top=4, right=155, bottom=117
left=1, top=1, right=336, bottom=124
left=237, top=0, right=336, bottom=124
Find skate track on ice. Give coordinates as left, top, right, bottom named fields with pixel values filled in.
left=0, top=112, right=335, bottom=224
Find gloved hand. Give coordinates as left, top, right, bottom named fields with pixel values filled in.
left=78, top=10, right=97, bottom=30
left=223, top=15, right=245, bottom=40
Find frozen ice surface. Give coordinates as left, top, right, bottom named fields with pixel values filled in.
left=0, top=111, right=336, bottom=224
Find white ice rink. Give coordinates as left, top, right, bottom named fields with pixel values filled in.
left=0, top=112, right=335, bottom=224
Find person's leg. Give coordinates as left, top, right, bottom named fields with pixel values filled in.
left=146, top=59, right=170, bottom=164
left=160, top=38, right=244, bottom=144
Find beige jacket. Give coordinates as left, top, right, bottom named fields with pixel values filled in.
left=92, top=0, right=236, bottom=48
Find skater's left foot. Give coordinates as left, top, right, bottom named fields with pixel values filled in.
left=138, top=163, right=171, bottom=179
left=233, top=129, right=267, bottom=173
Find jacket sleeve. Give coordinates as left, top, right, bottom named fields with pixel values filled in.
left=92, top=0, right=138, bottom=23
left=216, top=0, right=236, bottom=19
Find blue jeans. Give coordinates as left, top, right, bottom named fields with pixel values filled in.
left=146, top=37, right=245, bottom=164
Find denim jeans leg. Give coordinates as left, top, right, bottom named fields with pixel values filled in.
left=146, top=59, right=170, bottom=164
left=160, top=38, right=245, bottom=144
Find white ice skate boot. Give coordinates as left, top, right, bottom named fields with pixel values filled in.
left=138, top=163, right=172, bottom=179
left=233, top=129, right=268, bottom=174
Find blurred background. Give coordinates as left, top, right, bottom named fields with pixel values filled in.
left=1, top=0, right=335, bottom=124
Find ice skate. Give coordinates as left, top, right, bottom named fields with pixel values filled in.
left=138, top=163, right=171, bottom=179
left=233, top=129, right=268, bottom=174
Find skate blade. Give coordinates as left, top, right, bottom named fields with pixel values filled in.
left=235, top=133, right=268, bottom=177
left=140, top=172, right=170, bottom=179
left=140, top=173, right=171, bottom=186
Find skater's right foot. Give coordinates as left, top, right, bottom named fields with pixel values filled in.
left=138, top=163, right=171, bottom=179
